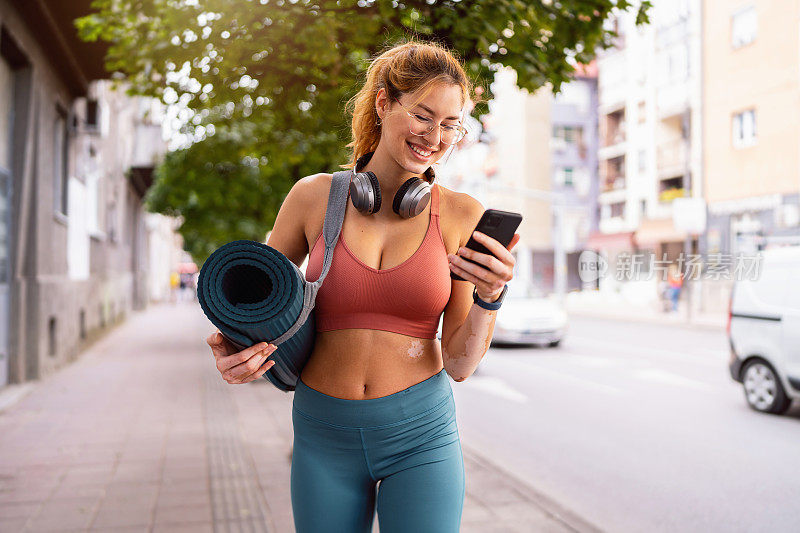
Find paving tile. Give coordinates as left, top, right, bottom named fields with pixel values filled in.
left=0, top=516, right=29, bottom=532
left=89, top=526, right=148, bottom=533
left=101, top=481, right=159, bottom=502
left=153, top=502, right=213, bottom=525
left=90, top=500, right=153, bottom=528
left=152, top=522, right=213, bottom=533
left=26, top=498, right=98, bottom=531
left=0, top=487, right=54, bottom=504
left=156, top=489, right=211, bottom=507
left=0, top=501, right=40, bottom=519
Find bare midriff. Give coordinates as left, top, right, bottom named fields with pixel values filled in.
left=298, top=330, right=444, bottom=399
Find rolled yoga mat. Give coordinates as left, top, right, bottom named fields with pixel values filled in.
left=197, top=239, right=315, bottom=391
left=196, top=170, right=350, bottom=392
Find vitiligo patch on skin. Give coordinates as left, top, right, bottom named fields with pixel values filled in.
left=465, top=305, right=495, bottom=356
left=446, top=305, right=496, bottom=381
left=406, top=339, right=425, bottom=359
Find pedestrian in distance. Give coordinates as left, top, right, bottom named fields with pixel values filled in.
left=667, top=263, right=683, bottom=313
left=207, top=38, right=520, bottom=532
left=169, top=271, right=180, bottom=304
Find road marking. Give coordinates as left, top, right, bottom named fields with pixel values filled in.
left=555, top=355, right=621, bottom=368
left=564, top=335, right=724, bottom=369
left=486, top=356, right=627, bottom=396
left=460, top=375, right=529, bottom=403
left=632, top=368, right=716, bottom=392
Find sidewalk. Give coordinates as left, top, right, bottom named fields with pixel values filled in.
left=564, top=290, right=727, bottom=331
left=0, top=302, right=597, bottom=533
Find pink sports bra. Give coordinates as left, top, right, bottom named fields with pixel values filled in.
left=305, top=182, right=451, bottom=339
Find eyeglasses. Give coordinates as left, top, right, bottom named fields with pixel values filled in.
left=392, top=97, right=467, bottom=146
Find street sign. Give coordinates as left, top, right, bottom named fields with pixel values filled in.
left=672, top=197, right=707, bottom=234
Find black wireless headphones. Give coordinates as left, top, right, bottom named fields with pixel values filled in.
left=348, top=151, right=435, bottom=219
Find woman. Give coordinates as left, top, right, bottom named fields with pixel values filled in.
left=207, top=39, right=520, bottom=532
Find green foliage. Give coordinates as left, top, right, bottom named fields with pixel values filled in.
left=77, top=0, right=651, bottom=263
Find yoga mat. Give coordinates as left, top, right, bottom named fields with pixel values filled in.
left=196, top=170, right=352, bottom=392
left=197, top=239, right=316, bottom=391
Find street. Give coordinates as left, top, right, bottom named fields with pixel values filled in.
left=453, top=315, right=800, bottom=532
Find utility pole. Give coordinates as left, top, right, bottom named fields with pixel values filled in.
left=682, top=108, right=692, bottom=324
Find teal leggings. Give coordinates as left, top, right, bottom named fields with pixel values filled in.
left=290, top=368, right=465, bottom=533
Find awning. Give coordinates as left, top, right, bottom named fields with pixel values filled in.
left=634, top=217, right=687, bottom=247
left=586, top=231, right=635, bottom=250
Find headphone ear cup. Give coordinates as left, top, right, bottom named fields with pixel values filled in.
left=350, top=171, right=382, bottom=214
left=365, top=171, right=382, bottom=213
left=393, top=177, right=430, bottom=218
left=393, top=179, right=414, bottom=216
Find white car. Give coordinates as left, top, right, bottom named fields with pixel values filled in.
left=491, top=285, right=568, bottom=347
left=728, top=246, right=800, bottom=414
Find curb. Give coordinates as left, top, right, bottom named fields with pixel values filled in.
left=461, top=442, right=604, bottom=533
left=0, top=382, right=35, bottom=414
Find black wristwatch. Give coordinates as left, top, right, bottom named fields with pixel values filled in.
left=472, top=285, right=508, bottom=311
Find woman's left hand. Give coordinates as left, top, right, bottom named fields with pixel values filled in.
left=448, top=231, right=521, bottom=302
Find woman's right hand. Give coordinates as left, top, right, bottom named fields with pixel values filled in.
left=206, top=330, right=277, bottom=384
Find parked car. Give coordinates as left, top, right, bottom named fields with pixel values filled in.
left=728, top=246, right=800, bottom=414
left=491, top=284, right=568, bottom=347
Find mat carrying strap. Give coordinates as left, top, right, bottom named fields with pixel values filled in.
left=269, top=170, right=350, bottom=345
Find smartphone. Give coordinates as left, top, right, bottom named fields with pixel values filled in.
left=451, top=209, right=523, bottom=282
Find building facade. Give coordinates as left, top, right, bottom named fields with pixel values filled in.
left=0, top=1, right=168, bottom=388
left=702, top=0, right=800, bottom=257
left=549, top=62, right=600, bottom=291
left=484, top=66, right=553, bottom=292
left=592, top=0, right=703, bottom=301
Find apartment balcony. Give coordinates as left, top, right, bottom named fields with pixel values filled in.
left=659, top=187, right=687, bottom=204
left=658, top=175, right=686, bottom=204
left=603, top=173, right=627, bottom=193
left=656, top=138, right=688, bottom=179
left=598, top=109, right=626, bottom=160
left=656, top=84, right=690, bottom=119
left=601, top=155, right=626, bottom=193
left=601, top=109, right=626, bottom=147
left=602, top=127, right=626, bottom=148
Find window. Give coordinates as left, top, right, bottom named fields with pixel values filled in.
left=553, top=167, right=575, bottom=187
left=563, top=167, right=574, bottom=186
left=53, top=105, right=69, bottom=216
left=732, top=109, right=756, bottom=148
left=638, top=101, right=646, bottom=124
left=731, top=6, right=756, bottom=49
left=610, top=201, right=625, bottom=218
left=668, top=44, right=689, bottom=81
left=553, top=125, right=583, bottom=145
left=638, top=149, right=647, bottom=173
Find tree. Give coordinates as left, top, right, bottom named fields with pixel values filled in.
left=76, top=0, right=651, bottom=263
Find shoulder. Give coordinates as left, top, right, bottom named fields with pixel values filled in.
left=436, top=183, right=485, bottom=246
left=293, top=172, right=333, bottom=200
left=286, top=172, right=336, bottom=216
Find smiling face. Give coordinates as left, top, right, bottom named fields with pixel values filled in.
left=375, top=82, right=465, bottom=177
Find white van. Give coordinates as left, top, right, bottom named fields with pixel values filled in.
left=728, top=246, right=800, bottom=414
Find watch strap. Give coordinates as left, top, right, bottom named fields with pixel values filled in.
left=473, top=284, right=508, bottom=311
